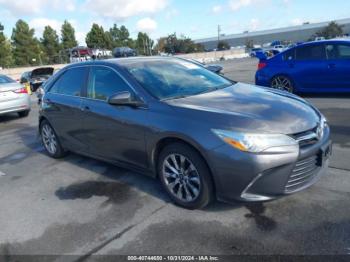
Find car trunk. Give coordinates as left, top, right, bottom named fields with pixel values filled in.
left=0, top=83, right=23, bottom=102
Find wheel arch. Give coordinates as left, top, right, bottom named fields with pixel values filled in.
left=151, top=136, right=217, bottom=197
left=269, top=73, right=299, bottom=92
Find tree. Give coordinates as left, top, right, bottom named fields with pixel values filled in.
left=315, top=21, right=344, bottom=39
left=86, top=23, right=112, bottom=49
left=119, top=25, right=130, bottom=45
left=217, top=40, right=230, bottom=50
left=160, top=33, right=204, bottom=54
left=109, top=24, right=122, bottom=48
left=61, top=20, right=78, bottom=50
left=0, top=23, right=13, bottom=68
left=245, top=39, right=254, bottom=49
left=41, top=26, right=60, bottom=64
left=136, top=32, right=153, bottom=56
left=11, top=19, right=41, bottom=66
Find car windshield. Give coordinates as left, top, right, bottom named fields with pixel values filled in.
left=0, top=75, right=15, bottom=84
left=124, top=59, right=233, bottom=100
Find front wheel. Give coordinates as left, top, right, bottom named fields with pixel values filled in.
left=158, top=143, right=214, bottom=209
left=270, top=75, right=294, bottom=93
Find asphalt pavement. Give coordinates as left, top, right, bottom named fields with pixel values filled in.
left=0, top=58, right=349, bottom=260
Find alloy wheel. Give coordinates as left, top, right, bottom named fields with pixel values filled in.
left=162, top=154, right=201, bottom=202
left=41, top=124, right=58, bottom=155
left=271, top=76, right=293, bottom=93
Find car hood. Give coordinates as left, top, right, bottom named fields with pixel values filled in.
left=31, top=67, right=54, bottom=78
left=165, top=83, right=320, bottom=134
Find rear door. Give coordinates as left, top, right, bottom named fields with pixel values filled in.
left=44, top=66, right=89, bottom=152
left=81, top=65, right=148, bottom=168
left=325, top=43, right=350, bottom=90
left=292, top=43, right=329, bottom=90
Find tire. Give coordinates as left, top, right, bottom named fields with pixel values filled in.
left=40, top=120, right=66, bottom=158
left=18, top=110, right=30, bottom=117
left=270, top=75, right=294, bottom=93
left=158, top=143, right=214, bottom=209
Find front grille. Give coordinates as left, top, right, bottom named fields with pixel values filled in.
left=292, top=126, right=319, bottom=148
left=285, top=155, right=321, bottom=193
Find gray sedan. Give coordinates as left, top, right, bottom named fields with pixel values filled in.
left=38, top=57, right=331, bottom=209
left=0, top=74, right=31, bottom=117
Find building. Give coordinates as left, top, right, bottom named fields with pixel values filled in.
left=195, top=18, right=350, bottom=50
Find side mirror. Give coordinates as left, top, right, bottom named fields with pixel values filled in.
left=108, top=91, right=145, bottom=107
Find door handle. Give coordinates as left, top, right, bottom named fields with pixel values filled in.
left=288, top=63, right=294, bottom=68
left=328, top=63, right=336, bottom=69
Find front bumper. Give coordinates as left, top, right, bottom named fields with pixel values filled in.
left=207, top=126, right=331, bottom=203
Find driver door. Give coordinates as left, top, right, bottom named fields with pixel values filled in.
left=81, top=65, right=149, bottom=169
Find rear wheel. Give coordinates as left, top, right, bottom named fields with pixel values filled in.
left=271, top=76, right=294, bottom=93
left=18, top=110, right=30, bottom=118
left=40, top=120, right=66, bottom=158
left=158, top=143, right=214, bottom=209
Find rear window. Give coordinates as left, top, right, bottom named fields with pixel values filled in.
left=296, top=44, right=326, bottom=60
left=0, top=75, right=15, bottom=84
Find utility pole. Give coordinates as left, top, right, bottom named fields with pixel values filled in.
left=217, top=25, right=221, bottom=47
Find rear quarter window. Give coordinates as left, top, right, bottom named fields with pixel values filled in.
left=296, top=44, right=326, bottom=60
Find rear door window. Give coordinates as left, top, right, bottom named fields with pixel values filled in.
left=49, top=67, right=88, bottom=96
left=296, top=44, right=326, bottom=60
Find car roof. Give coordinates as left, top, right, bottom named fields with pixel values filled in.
left=300, top=39, right=350, bottom=46
left=62, top=57, right=180, bottom=72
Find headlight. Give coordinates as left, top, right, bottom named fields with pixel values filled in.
left=212, top=129, right=298, bottom=153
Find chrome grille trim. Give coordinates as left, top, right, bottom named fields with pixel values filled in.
left=285, top=155, right=320, bottom=193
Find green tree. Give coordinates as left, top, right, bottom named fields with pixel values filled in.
left=161, top=33, right=203, bottom=54
left=41, top=25, right=60, bottom=64
left=0, top=23, right=13, bottom=68
left=86, top=23, right=112, bottom=49
left=245, top=39, right=254, bottom=49
left=316, top=21, right=344, bottom=39
left=136, top=32, right=154, bottom=56
left=109, top=24, right=122, bottom=48
left=217, top=40, right=230, bottom=50
left=11, top=19, right=41, bottom=66
left=61, top=20, right=78, bottom=50
left=119, top=25, right=130, bottom=45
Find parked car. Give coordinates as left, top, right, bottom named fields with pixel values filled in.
left=272, top=45, right=285, bottom=53
left=256, top=39, right=350, bottom=93
left=20, top=67, right=54, bottom=92
left=177, top=58, right=224, bottom=75
left=113, top=47, right=137, bottom=58
left=39, top=57, right=331, bottom=209
left=250, top=48, right=263, bottom=57
left=0, top=74, right=31, bottom=117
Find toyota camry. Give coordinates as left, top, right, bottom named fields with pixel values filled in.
left=39, top=57, right=332, bottom=209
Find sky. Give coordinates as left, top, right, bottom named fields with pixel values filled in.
left=0, top=0, right=349, bottom=45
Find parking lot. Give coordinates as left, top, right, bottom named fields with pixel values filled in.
left=0, top=58, right=349, bottom=259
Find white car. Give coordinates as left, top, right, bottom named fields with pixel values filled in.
left=273, top=45, right=285, bottom=53
left=0, top=74, right=31, bottom=117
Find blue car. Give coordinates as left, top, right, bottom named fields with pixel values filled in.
left=255, top=40, right=350, bottom=93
